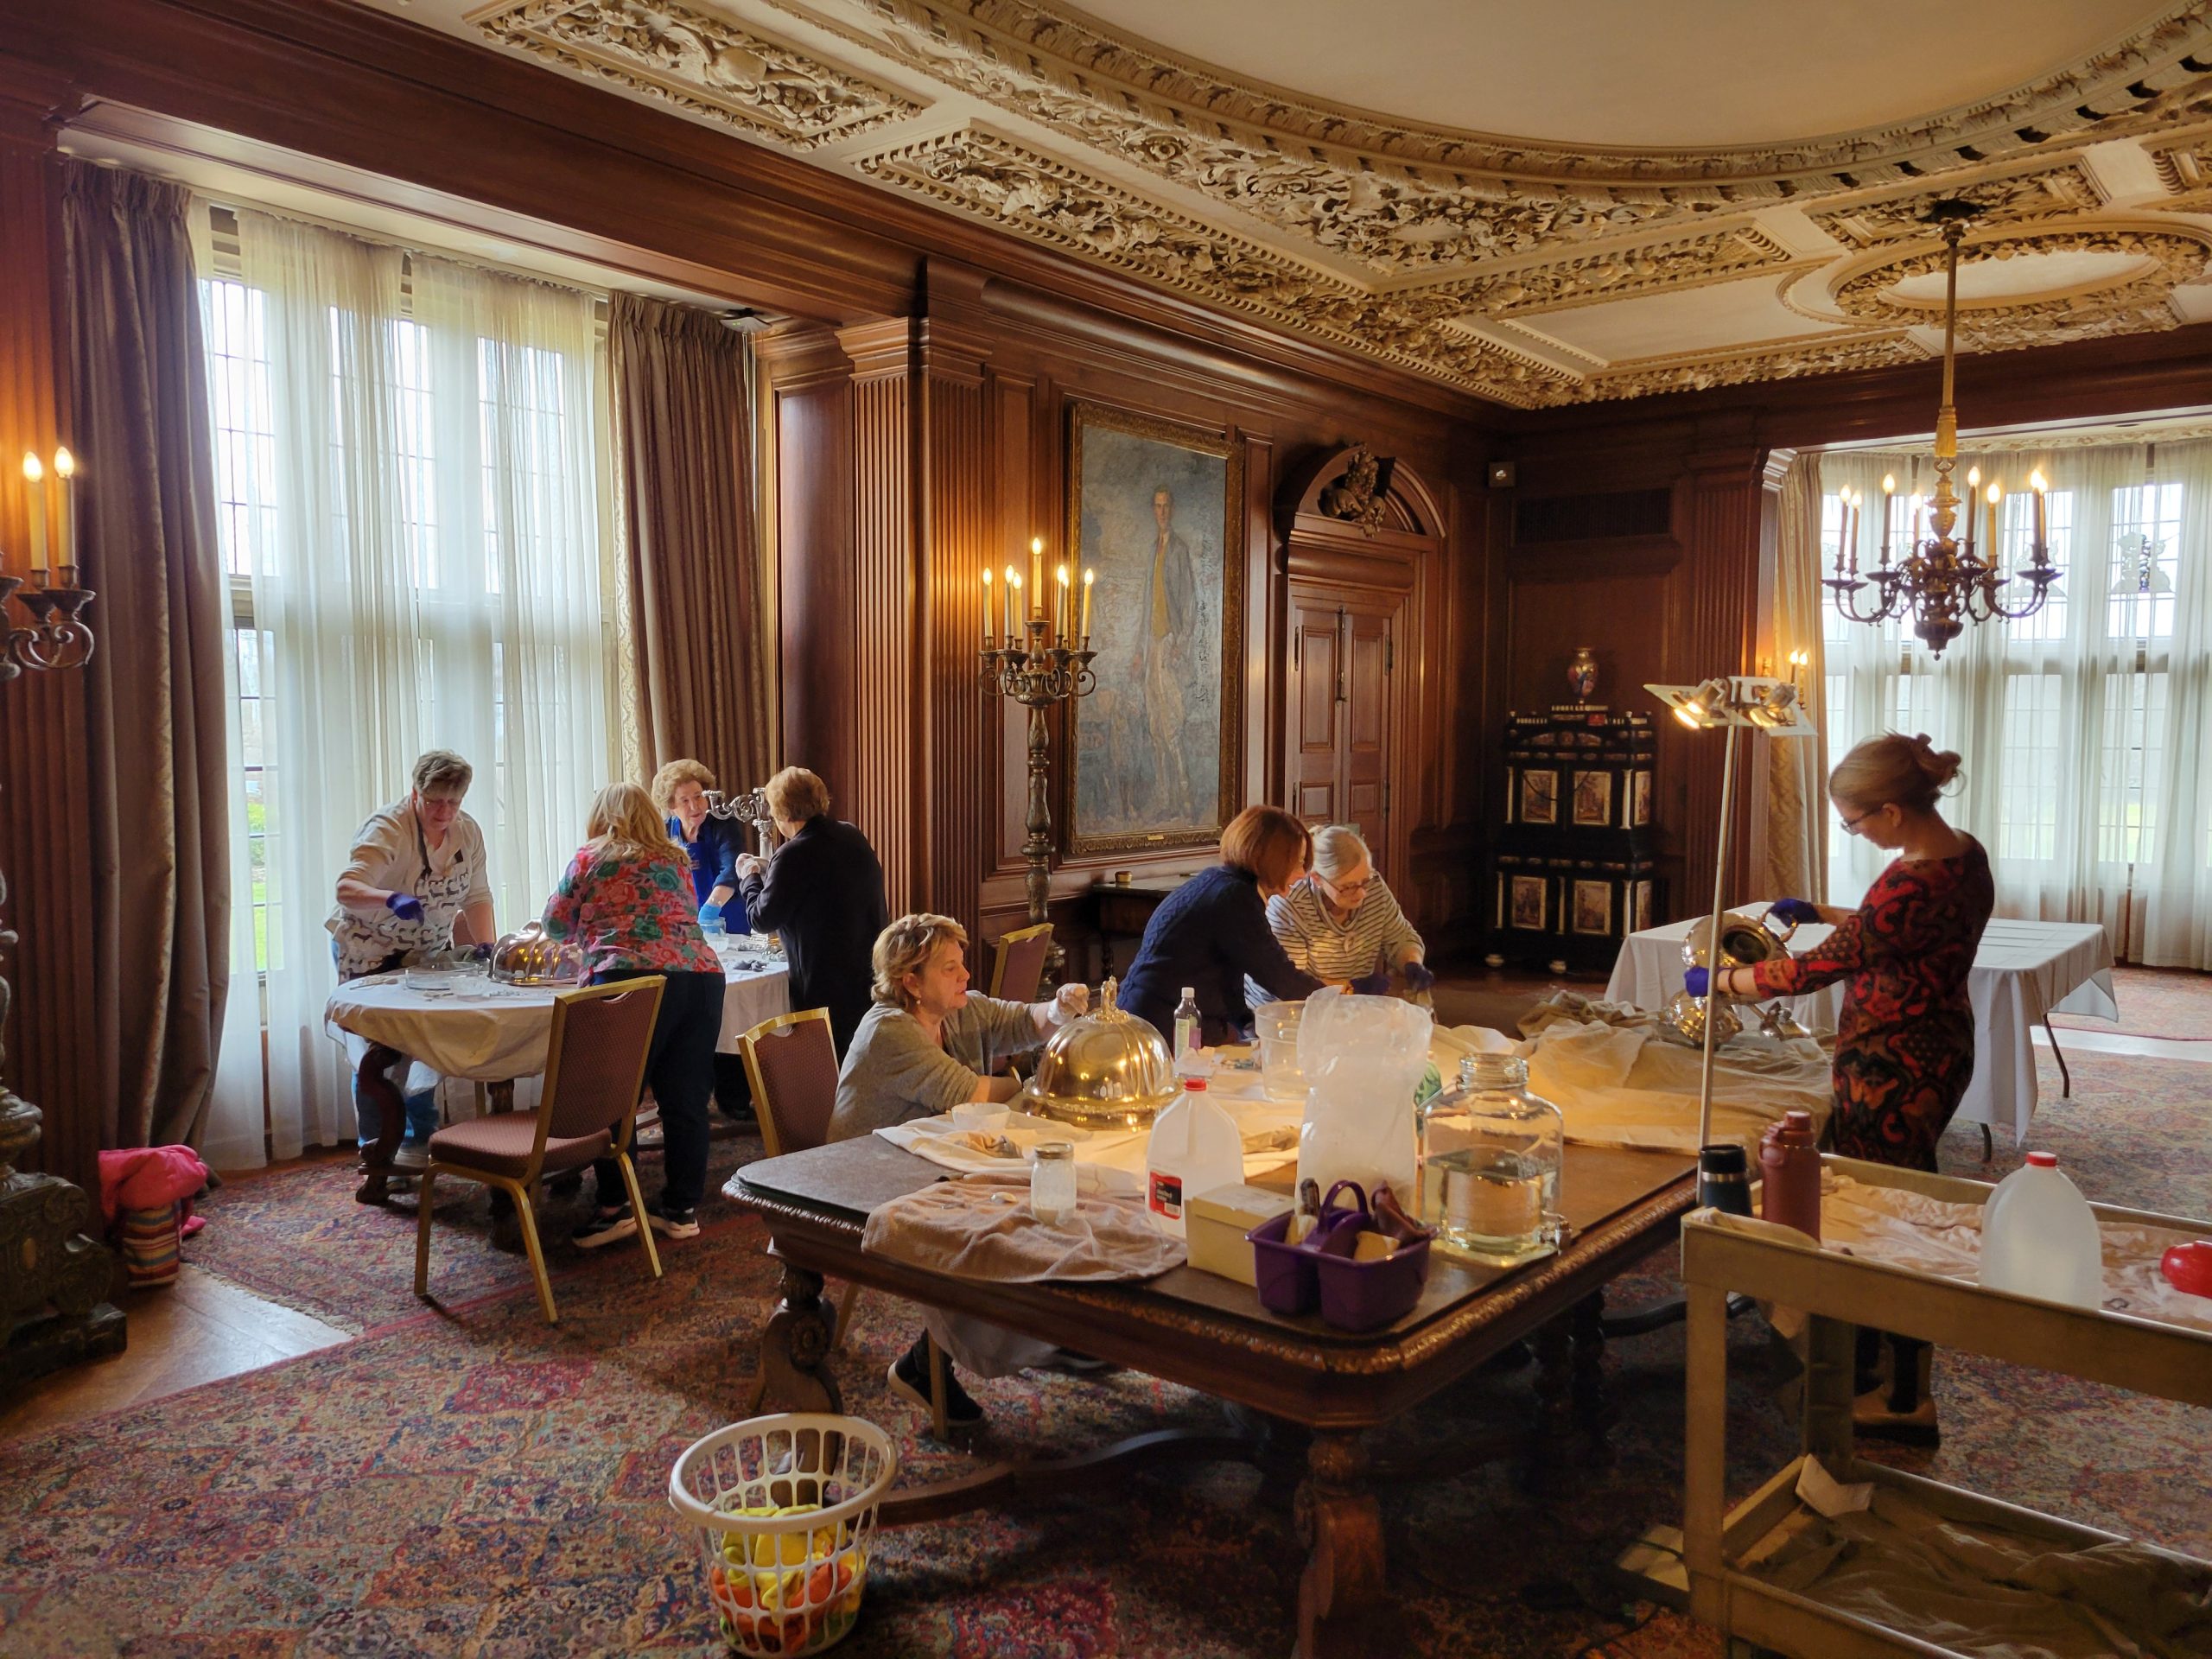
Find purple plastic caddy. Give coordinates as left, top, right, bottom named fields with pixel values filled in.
left=1245, top=1179, right=1433, bottom=1331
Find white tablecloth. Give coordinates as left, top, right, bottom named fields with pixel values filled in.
left=325, top=947, right=791, bottom=1082
left=1604, top=909, right=2118, bottom=1145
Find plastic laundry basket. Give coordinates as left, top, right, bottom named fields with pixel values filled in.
left=669, top=1414, right=899, bottom=1656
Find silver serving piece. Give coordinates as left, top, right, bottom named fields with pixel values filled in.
left=1657, top=904, right=1803, bottom=1049
left=703, top=785, right=779, bottom=855
left=1019, top=977, right=1180, bottom=1131
left=489, top=922, right=587, bottom=987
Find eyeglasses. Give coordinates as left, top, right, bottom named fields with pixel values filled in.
left=1837, top=806, right=1877, bottom=836
left=1321, top=872, right=1373, bottom=896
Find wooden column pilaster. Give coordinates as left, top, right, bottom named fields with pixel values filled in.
left=0, top=59, right=98, bottom=1195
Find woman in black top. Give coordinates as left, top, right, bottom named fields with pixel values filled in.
left=735, top=766, right=888, bottom=1057
left=1117, top=805, right=1336, bottom=1044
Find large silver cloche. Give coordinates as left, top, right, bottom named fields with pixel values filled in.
left=489, top=921, right=587, bottom=987
left=1019, top=978, right=1182, bottom=1130
left=1657, top=904, right=1804, bottom=1049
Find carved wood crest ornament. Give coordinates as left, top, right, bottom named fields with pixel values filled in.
left=466, top=0, right=2212, bottom=406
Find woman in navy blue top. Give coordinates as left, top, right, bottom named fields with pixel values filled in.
left=1117, top=805, right=1327, bottom=1045
left=651, top=759, right=749, bottom=932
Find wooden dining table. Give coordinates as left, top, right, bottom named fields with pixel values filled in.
left=726, top=1137, right=1696, bottom=1658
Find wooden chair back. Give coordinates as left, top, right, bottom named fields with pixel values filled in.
left=741, top=1007, right=841, bottom=1158
left=988, top=922, right=1054, bottom=1005
left=538, top=977, right=666, bottom=1157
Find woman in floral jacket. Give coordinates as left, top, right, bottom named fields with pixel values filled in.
left=542, top=781, right=725, bottom=1248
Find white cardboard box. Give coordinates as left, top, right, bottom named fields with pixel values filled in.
left=1185, top=1182, right=1294, bottom=1286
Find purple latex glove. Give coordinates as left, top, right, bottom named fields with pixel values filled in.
left=385, top=891, right=425, bottom=924
left=1401, top=960, right=1435, bottom=993
left=1770, top=897, right=1821, bottom=925
left=1348, top=969, right=1392, bottom=995
left=1683, top=966, right=1710, bottom=998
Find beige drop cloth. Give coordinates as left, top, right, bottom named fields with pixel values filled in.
left=1815, top=1173, right=2212, bottom=1336
left=1434, top=991, right=1834, bottom=1154
left=861, top=1170, right=1186, bottom=1284
left=1746, top=1481, right=2212, bottom=1658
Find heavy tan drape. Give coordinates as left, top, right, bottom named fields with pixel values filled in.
left=63, top=164, right=231, bottom=1150
left=1764, top=452, right=1829, bottom=902
left=609, top=293, right=769, bottom=792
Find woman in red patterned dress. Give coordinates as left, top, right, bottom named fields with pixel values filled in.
left=1698, top=732, right=1993, bottom=1443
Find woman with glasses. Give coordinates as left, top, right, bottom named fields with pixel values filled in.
left=1263, top=824, right=1433, bottom=1001
left=1689, top=732, right=1993, bottom=1446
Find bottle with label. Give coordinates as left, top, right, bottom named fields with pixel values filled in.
left=1758, top=1109, right=1822, bottom=1241
left=1417, top=1053, right=1563, bottom=1266
left=1144, top=1077, right=1243, bottom=1238
left=1172, top=986, right=1201, bottom=1065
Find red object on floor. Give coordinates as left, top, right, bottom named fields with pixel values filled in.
left=96, top=1145, right=210, bottom=1226
left=2161, top=1240, right=2212, bottom=1298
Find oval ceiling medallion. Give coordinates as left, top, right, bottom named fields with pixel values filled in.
left=1826, top=225, right=2212, bottom=326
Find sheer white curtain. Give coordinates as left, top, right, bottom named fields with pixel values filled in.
left=1821, top=438, right=2212, bottom=967
left=200, top=207, right=614, bottom=1166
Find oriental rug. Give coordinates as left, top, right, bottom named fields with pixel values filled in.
left=3, top=1047, right=2206, bottom=1657
left=2050, top=963, right=2212, bottom=1040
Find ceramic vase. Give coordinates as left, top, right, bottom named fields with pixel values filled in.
left=1566, top=646, right=1600, bottom=702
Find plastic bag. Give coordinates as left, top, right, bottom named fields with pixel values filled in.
left=1294, top=988, right=1433, bottom=1201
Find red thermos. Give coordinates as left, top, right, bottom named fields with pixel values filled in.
left=1758, top=1109, right=1822, bottom=1242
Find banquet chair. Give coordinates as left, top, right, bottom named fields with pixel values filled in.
left=988, top=921, right=1054, bottom=1005
left=415, top=976, right=665, bottom=1325
left=741, top=1007, right=953, bottom=1433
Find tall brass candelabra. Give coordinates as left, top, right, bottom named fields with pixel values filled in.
left=980, top=615, right=1096, bottom=980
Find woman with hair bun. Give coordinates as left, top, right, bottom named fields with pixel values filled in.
left=1691, top=732, right=1993, bottom=1443
left=1699, top=733, right=1993, bottom=1168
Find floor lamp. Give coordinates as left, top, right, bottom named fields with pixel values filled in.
left=1644, top=676, right=1818, bottom=1155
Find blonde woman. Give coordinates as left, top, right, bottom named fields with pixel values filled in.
left=650, top=757, right=747, bottom=932
left=828, top=913, right=1088, bottom=1144
left=541, top=781, right=725, bottom=1248
left=830, top=912, right=1090, bottom=1426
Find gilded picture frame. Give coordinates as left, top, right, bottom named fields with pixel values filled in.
left=1572, top=879, right=1613, bottom=936
left=1065, top=402, right=1245, bottom=855
left=1506, top=874, right=1548, bottom=931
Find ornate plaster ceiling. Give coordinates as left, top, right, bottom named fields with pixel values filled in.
left=404, top=0, right=2212, bottom=404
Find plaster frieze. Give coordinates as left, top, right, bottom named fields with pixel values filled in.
left=1811, top=164, right=2107, bottom=245
left=855, top=125, right=1577, bottom=402
left=1827, top=225, right=2212, bottom=328
left=845, top=0, right=2212, bottom=193
left=473, top=0, right=920, bottom=149
left=1572, top=332, right=1925, bottom=404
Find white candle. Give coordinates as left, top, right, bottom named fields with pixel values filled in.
left=21, top=452, right=45, bottom=572
left=1081, top=568, right=1095, bottom=643
left=52, top=447, right=74, bottom=571
left=981, top=565, right=995, bottom=647
left=1055, top=563, right=1071, bottom=646
left=1008, top=569, right=1024, bottom=638
left=2029, top=468, right=2048, bottom=552
left=1029, top=536, right=1044, bottom=617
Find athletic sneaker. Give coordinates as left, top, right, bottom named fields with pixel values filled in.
left=886, top=1332, right=986, bottom=1427
left=647, top=1203, right=700, bottom=1240
left=571, top=1205, right=638, bottom=1248
left=391, top=1142, right=429, bottom=1173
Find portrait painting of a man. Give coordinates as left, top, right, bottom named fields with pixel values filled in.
left=1068, top=404, right=1243, bottom=852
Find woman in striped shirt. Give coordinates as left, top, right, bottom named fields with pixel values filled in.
left=1265, top=824, right=1433, bottom=1001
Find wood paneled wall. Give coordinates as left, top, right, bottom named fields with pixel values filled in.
left=0, top=62, right=98, bottom=1196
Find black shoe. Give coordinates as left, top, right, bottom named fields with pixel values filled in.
left=647, top=1202, right=699, bottom=1240
left=886, top=1333, right=986, bottom=1427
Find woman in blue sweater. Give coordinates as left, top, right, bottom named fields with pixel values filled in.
left=651, top=759, right=749, bottom=934
left=1117, top=805, right=1333, bottom=1045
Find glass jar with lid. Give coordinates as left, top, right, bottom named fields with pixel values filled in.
left=1418, top=1053, right=1564, bottom=1266
left=1030, top=1141, right=1077, bottom=1226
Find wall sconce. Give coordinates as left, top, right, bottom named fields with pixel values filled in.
left=5, top=447, right=96, bottom=677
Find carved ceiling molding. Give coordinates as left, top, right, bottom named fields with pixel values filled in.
left=472, top=0, right=919, bottom=149
left=1827, top=223, right=2212, bottom=327
left=1454, top=226, right=1806, bottom=316
left=842, top=0, right=2212, bottom=194
left=1570, top=332, right=1925, bottom=404
left=463, top=0, right=2212, bottom=404
left=856, top=124, right=1575, bottom=403
left=1810, top=162, right=2107, bottom=246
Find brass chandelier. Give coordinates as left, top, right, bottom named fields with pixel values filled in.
left=1824, top=201, right=2062, bottom=658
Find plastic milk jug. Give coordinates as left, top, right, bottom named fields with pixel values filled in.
left=1979, top=1151, right=2104, bottom=1309
left=1145, top=1077, right=1243, bottom=1238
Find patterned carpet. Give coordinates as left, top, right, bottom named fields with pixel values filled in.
left=3, top=1046, right=2208, bottom=1657
left=2050, top=963, right=2212, bottom=1039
